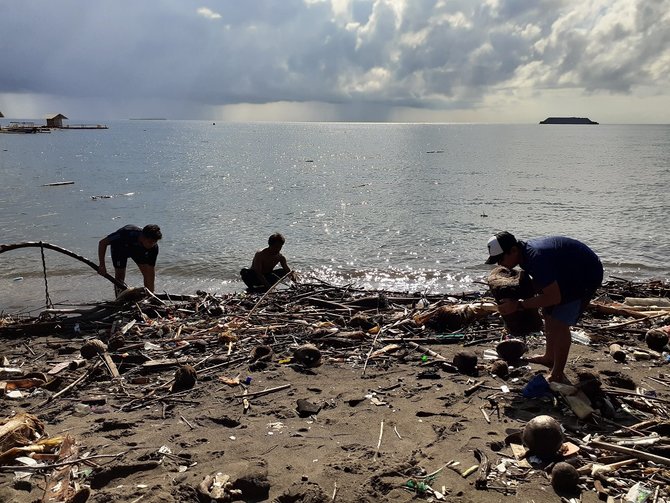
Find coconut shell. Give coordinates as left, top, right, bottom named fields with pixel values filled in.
left=490, top=360, right=509, bottom=379
left=645, top=328, right=669, bottom=352
left=80, top=339, right=108, bottom=359
left=293, top=344, right=322, bottom=367
left=172, top=364, right=197, bottom=393
left=250, top=345, right=273, bottom=362
left=108, top=334, right=125, bottom=351
left=551, top=462, right=580, bottom=494
left=522, top=415, right=563, bottom=458
left=453, top=350, right=478, bottom=375
left=576, top=371, right=602, bottom=402
left=495, top=339, right=527, bottom=363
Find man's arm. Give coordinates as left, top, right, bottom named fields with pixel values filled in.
left=97, top=237, right=110, bottom=275
left=278, top=254, right=297, bottom=281
left=278, top=254, right=291, bottom=273
left=498, top=281, right=561, bottom=315
left=138, top=264, right=155, bottom=292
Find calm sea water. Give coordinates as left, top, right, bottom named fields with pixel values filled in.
left=1, top=120, right=669, bottom=313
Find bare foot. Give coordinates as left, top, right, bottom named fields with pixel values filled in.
left=547, top=373, right=572, bottom=385
left=523, top=355, right=553, bottom=367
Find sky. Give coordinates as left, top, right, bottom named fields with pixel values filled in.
left=1, top=0, right=669, bottom=123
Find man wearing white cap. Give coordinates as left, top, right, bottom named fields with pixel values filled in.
left=485, top=231, right=603, bottom=384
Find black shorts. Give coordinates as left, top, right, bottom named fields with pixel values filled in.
left=111, top=247, right=154, bottom=269
left=240, top=268, right=288, bottom=290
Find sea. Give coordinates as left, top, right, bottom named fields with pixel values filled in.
left=1, top=120, right=669, bottom=314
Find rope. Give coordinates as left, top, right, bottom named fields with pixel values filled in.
left=40, top=241, right=53, bottom=309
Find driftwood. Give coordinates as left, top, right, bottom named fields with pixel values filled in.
left=0, top=275, right=669, bottom=500
left=0, top=241, right=127, bottom=290
left=589, top=440, right=670, bottom=467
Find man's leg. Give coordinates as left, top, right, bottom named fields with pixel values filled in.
left=526, top=309, right=554, bottom=367
left=114, top=268, right=126, bottom=297
left=240, top=268, right=264, bottom=290
left=544, top=314, right=571, bottom=383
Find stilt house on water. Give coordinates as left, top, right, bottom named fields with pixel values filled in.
left=44, top=113, right=108, bottom=129
left=45, top=113, right=67, bottom=128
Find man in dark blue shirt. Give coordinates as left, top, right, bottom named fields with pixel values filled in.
left=485, top=231, right=603, bottom=384
left=98, top=224, right=162, bottom=294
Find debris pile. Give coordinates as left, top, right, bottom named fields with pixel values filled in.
left=0, top=277, right=669, bottom=502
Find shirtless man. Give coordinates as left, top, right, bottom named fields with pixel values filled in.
left=240, top=233, right=294, bottom=291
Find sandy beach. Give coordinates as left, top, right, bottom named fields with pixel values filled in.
left=1, top=280, right=669, bottom=503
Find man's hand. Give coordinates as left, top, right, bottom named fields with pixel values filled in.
left=497, top=299, right=521, bottom=316
left=98, top=264, right=107, bottom=276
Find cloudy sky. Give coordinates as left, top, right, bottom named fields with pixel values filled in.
left=1, top=0, right=669, bottom=123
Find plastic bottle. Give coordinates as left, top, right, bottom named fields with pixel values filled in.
left=570, top=330, right=591, bottom=345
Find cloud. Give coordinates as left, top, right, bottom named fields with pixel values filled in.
left=0, top=0, right=669, bottom=122
left=197, top=7, right=222, bottom=20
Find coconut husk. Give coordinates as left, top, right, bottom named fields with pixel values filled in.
left=413, top=303, right=492, bottom=331
left=490, top=360, right=509, bottom=379
left=453, top=350, right=478, bottom=375
left=80, top=339, right=108, bottom=359
left=487, top=266, right=543, bottom=336
left=645, top=328, right=669, bottom=352
left=522, top=415, right=564, bottom=458
left=250, top=345, right=273, bottom=362
left=551, top=461, right=580, bottom=494
left=172, top=364, right=197, bottom=393
left=0, top=412, right=45, bottom=454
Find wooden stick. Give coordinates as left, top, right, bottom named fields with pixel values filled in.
left=0, top=452, right=127, bottom=472
left=362, top=327, right=382, bottom=376
left=465, top=380, right=486, bottom=397
left=589, top=440, right=670, bottom=467
left=180, top=415, right=195, bottom=430
left=373, top=420, right=384, bottom=461
left=246, top=271, right=294, bottom=320
left=232, top=384, right=291, bottom=399
left=38, top=361, right=102, bottom=406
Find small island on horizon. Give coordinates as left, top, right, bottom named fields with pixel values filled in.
left=540, top=117, right=599, bottom=125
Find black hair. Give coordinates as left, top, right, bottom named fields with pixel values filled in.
left=142, top=224, right=162, bottom=241
left=268, top=232, right=285, bottom=246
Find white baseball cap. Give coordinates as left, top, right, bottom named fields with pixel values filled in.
left=485, top=231, right=517, bottom=264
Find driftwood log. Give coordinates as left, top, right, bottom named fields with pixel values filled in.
left=487, top=266, right=543, bottom=336
left=0, top=241, right=127, bottom=291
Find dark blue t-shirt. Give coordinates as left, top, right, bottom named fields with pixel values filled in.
left=520, top=236, right=602, bottom=302
left=107, top=225, right=158, bottom=266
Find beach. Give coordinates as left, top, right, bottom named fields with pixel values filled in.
left=1, top=278, right=669, bottom=502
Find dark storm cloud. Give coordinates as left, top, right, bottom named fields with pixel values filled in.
left=0, top=0, right=668, bottom=117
